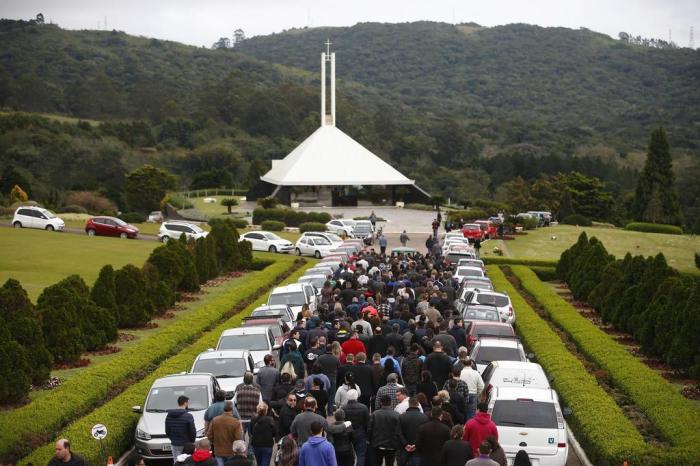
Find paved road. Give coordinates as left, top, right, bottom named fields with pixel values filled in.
left=2, top=223, right=161, bottom=241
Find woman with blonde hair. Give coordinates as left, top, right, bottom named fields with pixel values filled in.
left=249, top=403, right=276, bottom=466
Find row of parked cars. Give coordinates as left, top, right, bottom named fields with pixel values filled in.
left=449, top=244, right=571, bottom=466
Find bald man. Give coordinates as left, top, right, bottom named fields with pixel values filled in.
left=48, top=439, right=89, bottom=466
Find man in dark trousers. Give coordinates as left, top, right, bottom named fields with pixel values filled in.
left=424, top=341, right=452, bottom=389
left=166, top=395, right=196, bottom=463
left=416, top=408, right=451, bottom=466
left=48, top=439, right=89, bottom=466
left=368, top=395, right=401, bottom=466
left=398, top=397, right=429, bottom=466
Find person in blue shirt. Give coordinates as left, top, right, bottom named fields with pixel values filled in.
left=298, top=421, right=337, bottom=466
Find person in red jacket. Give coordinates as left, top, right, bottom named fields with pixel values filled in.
left=341, top=331, right=366, bottom=356
left=462, top=402, right=499, bottom=457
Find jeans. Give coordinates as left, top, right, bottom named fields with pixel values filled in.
left=171, top=445, right=184, bottom=465
left=374, top=448, right=396, bottom=466
left=466, top=394, right=477, bottom=420
left=336, top=450, right=354, bottom=466
left=397, top=450, right=420, bottom=466
left=253, top=446, right=273, bottom=466
left=215, top=457, right=232, bottom=466
left=353, top=436, right=368, bottom=466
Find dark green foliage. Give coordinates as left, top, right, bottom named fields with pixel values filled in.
left=557, top=189, right=575, bottom=220
left=556, top=232, right=588, bottom=281
left=696, top=253, right=700, bottom=270
left=90, top=265, right=117, bottom=315
left=561, top=214, right=592, bottom=226
left=114, top=264, right=153, bottom=327
left=194, top=237, right=211, bottom=284
left=220, top=197, right=238, bottom=213
left=171, top=237, right=200, bottom=292
left=205, top=234, right=220, bottom=278
left=0, top=318, right=31, bottom=403
left=238, top=238, right=253, bottom=269
left=446, top=208, right=489, bottom=222
left=569, top=238, right=614, bottom=301
left=666, top=280, right=700, bottom=376
left=261, top=220, right=285, bottom=231
left=530, top=266, right=557, bottom=281
left=227, top=218, right=249, bottom=229
left=252, top=208, right=331, bottom=227
left=209, top=219, right=242, bottom=272
left=142, top=262, right=175, bottom=315
left=298, top=222, right=328, bottom=233
left=624, top=222, right=683, bottom=235
left=146, top=244, right=185, bottom=291
left=257, top=197, right=278, bottom=208
left=631, top=128, right=683, bottom=225
left=118, top=212, right=147, bottom=223
left=123, top=165, right=175, bottom=213
left=0, top=279, right=52, bottom=385
left=36, top=276, right=86, bottom=362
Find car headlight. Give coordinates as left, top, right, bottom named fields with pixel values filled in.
left=136, top=428, right=151, bottom=440
left=196, top=427, right=206, bottom=437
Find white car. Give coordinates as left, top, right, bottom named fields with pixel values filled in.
left=469, top=337, right=530, bottom=373
left=487, top=387, right=570, bottom=466
left=132, top=373, right=219, bottom=459
left=216, top=326, right=278, bottom=372
left=325, top=219, right=355, bottom=237
left=239, top=231, right=294, bottom=253
left=297, top=274, right=328, bottom=293
left=442, top=237, right=471, bottom=253
left=12, top=206, right=64, bottom=231
left=295, top=236, right=335, bottom=258
left=459, top=278, right=494, bottom=295
left=457, top=258, right=485, bottom=271
left=464, top=289, right=515, bottom=324
left=301, top=231, right=344, bottom=246
left=480, top=361, right=551, bottom=401
left=190, top=350, right=255, bottom=398
left=268, top=283, right=317, bottom=318
left=250, top=304, right=296, bottom=329
left=455, top=266, right=486, bottom=283
left=158, top=221, right=208, bottom=243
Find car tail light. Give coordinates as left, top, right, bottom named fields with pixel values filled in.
left=468, top=335, right=475, bottom=346
left=558, top=443, right=567, bottom=448
left=508, top=306, right=513, bottom=316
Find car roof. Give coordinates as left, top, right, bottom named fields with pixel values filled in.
left=475, top=337, right=522, bottom=348
left=457, top=266, right=483, bottom=272
left=492, top=386, right=557, bottom=402
left=270, top=283, right=306, bottom=293
left=254, top=304, right=291, bottom=311
left=473, top=290, right=508, bottom=298
left=221, top=326, right=269, bottom=336
left=470, top=321, right=514, bottom=330
left=242, top=317, right=283, bottom=326
left=194, top=349, right=250, bottom=360
left=299, top=274, right=327, bottom=280
left=153, top=373, right=213, bottom=387
left=490, top=361, right=544, bottom=371
left=163, top=220, right=199, bottom=226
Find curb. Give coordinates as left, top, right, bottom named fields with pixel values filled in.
left=566, top=420, right=594, bottom=466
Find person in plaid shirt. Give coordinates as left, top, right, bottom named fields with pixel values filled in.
left=233, top=372, right=263, bottom=433
left=375, top=373, right=403, bottom=409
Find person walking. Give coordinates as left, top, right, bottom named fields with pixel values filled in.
left=368, top=395, right=401, bottom=466
left=424, top=341, right=452, bottom=389
left=424, top=235, right=433, bottom=254
left=232, top=372, right=263, bottom=434
left=369, top=211, right=377, bottom=229
left=397, top=397, right=428, bottom=466
left=325, top=409, right=355, bottom=466
left=415, top=408, right=451, bottom=466
left=375, top=373, right=402, bottom=409
left=257, top=355, right=280, bottom=402
left=378, top=233, right=388, bottom=256
left=207, top=401, right=243, bottom=466
left=291, top=397, right=328, bottom=446
left=431, top=219, right=439, bottom=239
left=166, top=395, right=196, bottom=463
left=459, top=359, right=484, bottom=420
left=399, top=231, right=410, bottom=247
left=223, top=441, right=253, bottom=466
left=462, top=403, right=499, bottom=458
left=440, top=425, right=473, bottom=466
left=298, top=421, right=337, bottom=466
left=474, top=238, right=481, bottom=259
left=48, top=439, right=89, bottom=466
left=465, top=442, right=499, bottom=466
left=342, top=389, right=370, bottom=466
left=250, top=403, right=277, bottom=466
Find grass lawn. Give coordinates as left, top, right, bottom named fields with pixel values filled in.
left=484, top=224, right=700, bottom=272
left=189, top=196, right=249, bottom=220
left=0, top=227, right=158, bottom=301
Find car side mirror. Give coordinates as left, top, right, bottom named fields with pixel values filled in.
left=132, top=405, right=142, bottom=413
left=562, top=407, right=572, bottom=417
left=527, top=353, right=536, bottom=362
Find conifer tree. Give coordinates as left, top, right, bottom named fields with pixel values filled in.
left=0, top=318, right=31, bottom=403
left=142, top=262, right=175, bottom=315
left=194, top=237, right=210, bottom=284
left=115, top=264, right=153, bottom=327
left=91, top=265, right=117, bottom=315
left=37, top=277, right=85, bottom=362
left=631, top=127, right=683, bottom=225
left=205, top=235, right=219, bottom=279
left=667, top=280, right=700, bottom=378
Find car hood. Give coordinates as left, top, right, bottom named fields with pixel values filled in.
left=138, top=409, right=205, bottom=436
left=217, top=376, right=244, bottom=394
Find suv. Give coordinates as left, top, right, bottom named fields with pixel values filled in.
left=85, top=216, right=139, bottom=239
left=132, top=373, right=219, bottom=459
left=487, top=387, right=570, bottom=466
left=458, top=303, right=502, bottom=323
left=463, top=290, right=515, bottom=324
left=268, top=283, right=317, bottom=318
left=190, top=350, right=255, bottom=398
left=158, top=221, right=208, bottom=243
left=12, top=206, right=64, bottom=231
left=480, top=361, right=551, bottom=402
left=469, top=337, right=531, bottom=373
left=216, top=326, right=279, bottom=372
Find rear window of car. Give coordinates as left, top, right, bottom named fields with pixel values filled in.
left=476, top=295, right=509, bottom=307
left=492, top=400, right=557, bottom=428
left=473, top=347, right=522, bottom=365
left=475, top=325, right=515, bottom=338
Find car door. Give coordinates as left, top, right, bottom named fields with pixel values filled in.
left=102, top=218, right=118, bottom=236
left=19, top=209, right=37, bottom=228
left=181, top=226, right=195, bottom=240
left=298, top=237, right=309, bottom=255
left=245, top=233, right=262, bottom=250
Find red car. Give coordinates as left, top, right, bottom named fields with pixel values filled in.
left=474, top=220, right=497, bottom=239
left=466, top=321, right=516, bottom=349
left=85, top=216, right=139, bottom=239
left=461, top=223, right=485, bottom=242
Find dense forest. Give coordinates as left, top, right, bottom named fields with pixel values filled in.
left=0, top=18, right=699, bottom=229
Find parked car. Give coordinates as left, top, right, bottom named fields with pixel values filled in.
left=463, top=289, right=515, bottom=324
left=465, top=321, right=517, bottom=349
left=250, top=304, right=295, bottom=329
left=352, top=220, right=374, bottom=244
left=446, top=249, right=477, bottom=265
left=158, top=221, right=208, bottom=243
left=295, top=236, right=335, bottom=258
left=242, top=317, right=290, bottom=348
left=190, top=350, right=255, bottom=398
left=325, top=219, right=355, bottom=237
left=454, top=266, right=486, bottom=283
left=267, top=283, right=318, bottom=318
left=480, top=361, right=551, bottom=402
left=297, top=274, right=328, bottom=292
left=459, top=303, right=502, bottom=323
left=301, top=231, right=344, bottom=246
left=12, top=206, right=64, bottom=231
left=458, top=278, right=494, bottom=295
left=147, top=211, right=164, bottom=223
left=457, top=258, right=485, bottom=272
left=132, top=373, right=219, bottom=459
left=469, top=337, right=530, bottom=373
left=216, top=326, right=279, bottom=372
left=461, top=223, right=485, bottom=242
left=487, top=387, right=570, bottom=466
left=474, top=220, right=497, bottom=239
left=85, top=216, right=139, bottom=239
left=239, top=231, right=294, bottom=253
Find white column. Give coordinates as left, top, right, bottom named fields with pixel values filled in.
left=330, top=53, right=336, bottom=126
left=321, top=52, right=326, bottom=126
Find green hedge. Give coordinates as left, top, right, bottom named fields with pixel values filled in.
left=488, top=266, right=652, bottom=465
left=482, top=257, right=558, bottom=267
left=1, top=256, right=297, bottom=462
left=510, top=265, right=700, bottom=464
left=21, top=259, right=314, bottom=466
left=561, top=214, right=593, bottom=226
left=625, top=222, right=684, bottom=235
left=299, top=222, right=328, bottom=233
left=261, top=220, right=285, bottom=231
left=252, top=208, right=331, bottom=227
left=530, top=265, right=557, bottom=281
left=228, top=217, right=249, bottom=229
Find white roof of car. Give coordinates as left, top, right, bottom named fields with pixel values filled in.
left=153, top=373, right=213, bottom=387
left=489, top=361, right=544, bottom=371
left=194, top=349, right=250, bottom=361
left=492, top=386, right=558, bottom=403
left=477, top=337, right=522, bottom=348
left=299, top=274, right=327, bottom=280
left=270, top=283, right=306, bottom=294
left=221, top=326, right=269, bottom=337
left=457, top=266, right=483, bottom=273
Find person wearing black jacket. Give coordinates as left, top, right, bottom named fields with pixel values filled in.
left=277, top=393, right=299, bottom=438
left=326, top=409, right=355, bottom=466
left=424, top=341, right=452, bottom=389
left=346, top=353, right=375, bottom=408
left=368, top=395, right=401, bottom=466
left=415, top=408, right=451, bottom=466
left=270, top=373, right=295, bottom=411
left=48, top=439, right=89, bottom=466
left=343, top=389, right=370, bottom=466
left=166, top=396, right=196, bottom=461
left=397, top=398, right=429, bottom=466
left=249, top=404, right=277, bottom=466
left=440, top=425, right=473, bottom=466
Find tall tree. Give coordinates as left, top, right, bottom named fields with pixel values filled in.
left=123, top=165, right=176, bottom=213
left=631, top=128, right=683, bottom=225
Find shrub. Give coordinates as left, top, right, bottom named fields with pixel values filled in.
left=146, top=244, right=185, bottom=291
left=299, top=222, right=328, bottom=233
left=90, top=265, right=117, bottom=316
left=161, top=193, right=194, bottom=210
left=481, top=257, right=558, bottom=267
left=209, top=219, right=245, bottom=272
left=446, top=208, right=489, bottom=222
left=118, top=212, right=147, bottom=224
left=229, top=217, right=249, bottom=229
left=250, top=258, right=275, bottom=270
left=403, top=203, right=434, bottom=211
left=59, top=204, right=88, bottom=214
left=36, top=278, right=86, bottom=363
left=530, top=266, right=558, bottom=281
left=114, top=265, right=153, bottom=327
left=142, top=262, right=176, bottom=316
left=561, top=214, right=593, bottom=226
left=172, top=237, right=200, bottom=292
left=257, top=197, right=278, bottom=208
left=64, top=191, right=117, bottom=215
left=261, top=220, right=285, bottom=231
left=0, top=319, right=31, bottom=404
left=220, top=197, right=239, bottom=213
left=696, top=252, right=700, bottom=270
left=521, top=216, right=539, bottom=230
left=624, top=222, right=683, bottom=235
left=252, top=208, right=330, bottom=227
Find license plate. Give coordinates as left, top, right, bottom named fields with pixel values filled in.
left=162, top=444, right=171, bottom=451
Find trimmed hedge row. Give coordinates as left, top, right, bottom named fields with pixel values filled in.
left=299, top=222, right=328, bottom=233
left=261, top=220, right=285, bottom=231
left=624, top=222, right=684, bottom=235
left=482, top=257, right=558, bottom=267
left=21, top=258, right=314, bottom=466
left=252, top=208, right=331, bottom=227
left=530, top=265, right=557, bottom=281
left=0, top=257, right=287, bottom=462
left=488, top=266, right=652, bottom=465
left=511, top=266, right=700, bottom=464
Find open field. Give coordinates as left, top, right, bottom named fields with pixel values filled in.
left=188, top=195, right=250, bottom=219
left=0, top=227, right=158, bottom=301
left=486, top=224, right=700, bottom=272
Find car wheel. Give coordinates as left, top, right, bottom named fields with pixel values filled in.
left=160, top=235, right=169, bottom=243
left=269, top=245, right=277, bottom=253
left=13, top=221, right=22, bottom=228
left=45, top=225, right=54, bottom=231
left=295, top=248, right=302, bottom=256
left=120, top=232, right=127, bottom=239
left=314, top=250, right=322, bottom=259
left=87, top=229, right=96, bottom=236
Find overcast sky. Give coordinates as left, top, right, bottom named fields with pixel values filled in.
left=2, top=0, right=698, bottom=48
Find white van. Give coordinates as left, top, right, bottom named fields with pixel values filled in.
left=480, top=360, right=550, bottom=401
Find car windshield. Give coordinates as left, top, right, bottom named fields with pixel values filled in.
left=463, top=280, right=493, bottom=290
left=325, top=233, right=342, bottom=242
left=42, top=210, right=56, bottom=219
left=252, top=309, right=287, bottom=318
left=448, top=253, right=475, bottom=263
left=114, top=218, right=128, bottom=227
left=492, top=400, right=558, bottom=428
left=474, top=347, right=522, bottom=365
left=457, top=268, right=483, bottom=278
left=476, top=294, right=509, bottom=307
left=264, top=233, right=282, bottom=241
left=193, top=358, right=246, bottom=378
left=312, top=238, right=331, bottom=246
left=269, top=292, right=306, bottom=306
left=464, top=225, right=480, bottom=231
left=145, top=385, right=209, bottom=412
left=218, top=334, right=269, bottom=351
left=300, top=276, right=326, bottom=288
left=464, top=309, right=500, bottom=321
left=475, top=325, right=515, bottom=338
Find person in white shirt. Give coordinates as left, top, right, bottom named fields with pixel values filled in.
left=460, top=358, right=484, bottom=420
left=394, top=387, right=423, bottom=414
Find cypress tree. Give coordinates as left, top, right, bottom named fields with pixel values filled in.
left=556, top=232, right=588, bottom=281
left=205, top=235, right=219, bottom=279
left=667, top=280, right=700, bottom=378
left=115, top=264, right=153, bottom=327
left=209, top=219, right=240, bottom=273
left=0, top=279, right=53, bottom=385
left=631, top=127, right=683, bottom=225
left=608, top=255, right=647, bottom=330
left=194, top=237, right=210, bottom=284
left=142, top=262, right=175, bottom=315
left=0, top=318, right=31, bottom=403
left=37, top=277, right=85, bottom=362
left=146, top=244, right=184, bottom=291
left=91, top=265, right=117, bottom=316
left=168, top=240, right=199, bottom=292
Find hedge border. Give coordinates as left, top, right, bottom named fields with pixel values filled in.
left=0, top=256, right=293, bottom=461
left=482, top=257, right=558, bottom=267
left=511, top=265, right=700, bottom=465
left=529, top=265, right=557, bottom=281
left=624, top=222, right=683, bottom=235
left=488, top=266, right=651, bottom=465
left=21, top=258, right=314, bottom=466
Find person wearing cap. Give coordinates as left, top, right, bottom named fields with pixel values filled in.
left=375, top=373, right=402, bottom=410
left=223, top=441, right=252, bottom=466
